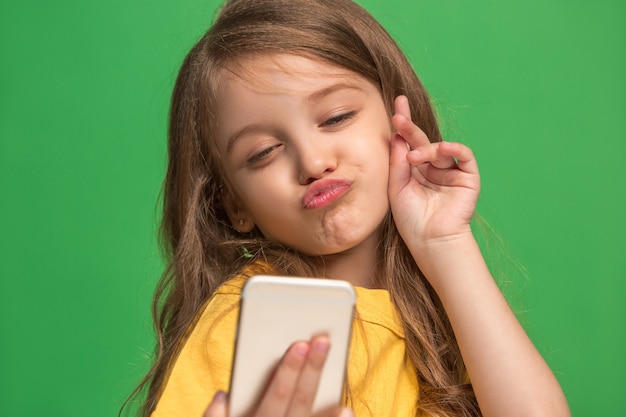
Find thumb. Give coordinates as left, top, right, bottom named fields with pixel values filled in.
left=203, top=391, right=228, bottom=417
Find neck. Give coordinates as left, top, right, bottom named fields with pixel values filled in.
left=317, top=234, right=381, bottom=288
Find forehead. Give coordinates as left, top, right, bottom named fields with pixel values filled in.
left=216, top=54, right=367, bottom=96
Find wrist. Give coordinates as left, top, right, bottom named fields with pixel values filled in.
left=409, top=227, right=476, bottom=262
left=408, top=230, right=488, bottom=294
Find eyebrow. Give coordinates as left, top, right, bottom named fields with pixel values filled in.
left=225, top=81, right=367, bottom=153
left=306, top=81, right=366, bottom=103
left=226, top=122, right=270, bottom=153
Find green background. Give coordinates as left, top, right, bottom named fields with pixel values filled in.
left=1, top=0, right=624, bottom=415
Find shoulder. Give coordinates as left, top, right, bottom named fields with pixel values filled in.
left=171, top=275, right=247, bottom=367
left=354, top=286, right=404, bottom=338
left=194, top=260, right=276, bottom=323
left=190, top=274, right=247, bottom=341
left=187, top=260, right=277, bottom=347
left=152, top=267, right=264, bottom=417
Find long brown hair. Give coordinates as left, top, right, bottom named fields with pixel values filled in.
left=127, top=0, right=480, bottom=416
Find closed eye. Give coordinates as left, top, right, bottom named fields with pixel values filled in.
left=321, top=111, right=356, bottom=127
left=246, top=144, right=283, bottom=165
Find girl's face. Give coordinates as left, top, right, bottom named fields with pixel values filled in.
left=216, top=54, right=391, bottom=257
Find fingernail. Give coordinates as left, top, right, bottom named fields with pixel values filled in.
left=212, top=390, right=227, bottom=403
left=292, top=342, right=310, bottom=357
left=339, top=408, right=355, bottom=417
left=312, top=337, right=330, bottom=354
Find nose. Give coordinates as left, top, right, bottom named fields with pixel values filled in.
left=296, top=140, right=337, bottom=185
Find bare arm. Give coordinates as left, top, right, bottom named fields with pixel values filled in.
left=413, top=234, right=570, bottom=417
left=388, top=95, right=570, bottom=416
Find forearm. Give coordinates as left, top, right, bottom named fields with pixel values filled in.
left=410, top=233, right=570, bottom=417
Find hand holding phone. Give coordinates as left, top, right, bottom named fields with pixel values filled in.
left=227, top=276, right=356, bottom=417
left=204, top=337, right=353, bottom=417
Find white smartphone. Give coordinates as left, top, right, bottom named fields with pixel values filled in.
left=228, top=275, right=355, bottom=417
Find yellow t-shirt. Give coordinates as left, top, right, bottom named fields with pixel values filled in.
left=153, top=271, right=419, bottom=417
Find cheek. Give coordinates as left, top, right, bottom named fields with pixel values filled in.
left=235, top=172, right=296, bottom=219
left=369, top=133, right=392, bottom=187
left=357, top=129, right=392, bottom=169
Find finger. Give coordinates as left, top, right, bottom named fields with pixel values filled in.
left=392, top=96, right=430, bottom=149
left=441, top=141, right=479, bottom=175
left=338, top=408, right=355, bottom=417
left=394, top=95, right=411, bottom=119
left=407, top=143, right=457, bottom=170
left=392, top=113, right=431, bottom=150
left=313, top=406, right=354, bottom=417
left=408, top=142, right=478, bottom=175
left=388, top=133, right=412, bottom=197
left=203, top=391, right=228, bottom=417
left=286, top=335, right=331, bottom=417
left=407, top=142, right=479, bottom=188
left=254, top=341, right=310, bottom=417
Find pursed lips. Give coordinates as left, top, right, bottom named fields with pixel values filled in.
left=301, top=178, right=352, bottom=209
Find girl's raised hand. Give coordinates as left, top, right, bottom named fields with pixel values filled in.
left=388, top=95, right=481, bottom=250
left=203, top=335, right=353, bottom=417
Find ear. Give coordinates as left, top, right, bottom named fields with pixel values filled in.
left=222, top=191, right=255, bottom=233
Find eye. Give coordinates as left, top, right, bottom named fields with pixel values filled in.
left=321, top=111, right=356, bottom=127
left=246, top=144, right=283, bottom=166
